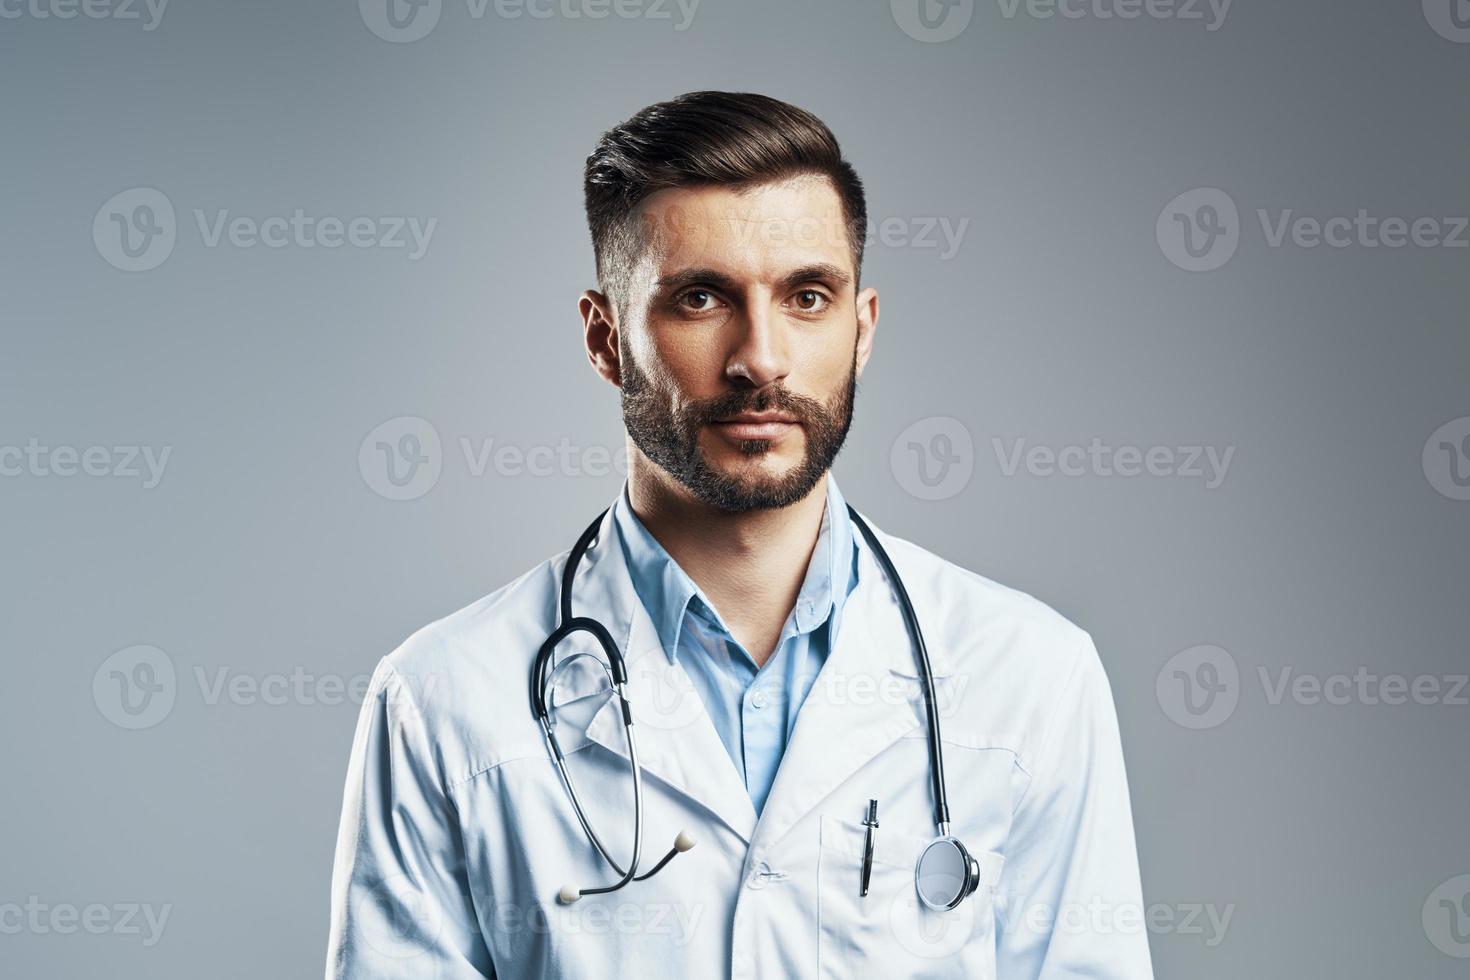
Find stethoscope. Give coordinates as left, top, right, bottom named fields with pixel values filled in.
left=531, top=504, right=981, bottom=913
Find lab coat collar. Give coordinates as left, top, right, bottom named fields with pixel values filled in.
left=610, top=475, right=856, bottom=666
left=558, top=504, right=761, bottom=845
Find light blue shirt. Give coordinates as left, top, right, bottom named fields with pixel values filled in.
left=611, top=475, right=859, bottom=816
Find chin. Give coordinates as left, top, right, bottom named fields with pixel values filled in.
left=709, top=446, right=797, bottom=476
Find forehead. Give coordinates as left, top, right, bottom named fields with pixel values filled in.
left=630, top=175, right=854, bottom=285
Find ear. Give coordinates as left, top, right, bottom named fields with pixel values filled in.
left=853, top=285, right=879, bottom=380
left=580, top=290, right=621, bottom=388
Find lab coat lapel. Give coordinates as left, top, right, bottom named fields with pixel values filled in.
left=751, top=520, right=956, bottom=855
left=564, top=510, right=760, bottom=846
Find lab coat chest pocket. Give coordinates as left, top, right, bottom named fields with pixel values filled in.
left=816, top=813, right=1002, bottom=980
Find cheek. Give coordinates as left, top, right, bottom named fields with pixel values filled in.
left=648, top=329, right=729, bottom=395
left=792, top=334, right=857, bottom=392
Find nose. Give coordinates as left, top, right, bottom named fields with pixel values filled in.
left=724, top=301, right=790, bottom=390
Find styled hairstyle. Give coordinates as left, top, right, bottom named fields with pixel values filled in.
left=583, top=91, right=868, bottom=313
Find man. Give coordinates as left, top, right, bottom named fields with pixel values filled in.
left=326, top=91, right=1153, bottom=979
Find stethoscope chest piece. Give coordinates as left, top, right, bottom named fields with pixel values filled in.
left=914, top=835, right=981, bottom=912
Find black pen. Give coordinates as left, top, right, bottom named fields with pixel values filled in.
left=860, top=799, right=879, bottom=897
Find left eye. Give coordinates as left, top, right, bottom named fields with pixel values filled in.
left=793, top=290, right=829, bottom=312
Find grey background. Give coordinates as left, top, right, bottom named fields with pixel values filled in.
left=2, top=0, right=1467, bottom=976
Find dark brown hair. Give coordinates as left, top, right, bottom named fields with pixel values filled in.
left=583, top=91, right=868, bottom=312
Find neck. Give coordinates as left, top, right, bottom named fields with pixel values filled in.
left=626, top=444, right=829, bottom=667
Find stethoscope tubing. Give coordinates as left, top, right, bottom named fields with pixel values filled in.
left=530, top=503, right=956, bottom=892
left=844, top=506, right=952, bottom=833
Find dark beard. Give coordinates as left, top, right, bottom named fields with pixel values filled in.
left=619, top=340, right=856, bottom=513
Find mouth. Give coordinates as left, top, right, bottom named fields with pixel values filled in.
left=709, top=411, right=801, bottom=441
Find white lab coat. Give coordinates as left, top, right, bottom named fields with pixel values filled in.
left=326, top=505, right=1154, bottom=979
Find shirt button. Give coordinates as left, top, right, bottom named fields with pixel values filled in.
left=749, top=689, right=768, bottom=710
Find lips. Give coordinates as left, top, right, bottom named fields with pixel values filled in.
left=710, top=412, right=801, bottom=441
left=715, top=412, right=799, bottom=425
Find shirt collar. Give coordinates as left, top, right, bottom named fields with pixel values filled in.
left=611, top=475, right=857, bottom=665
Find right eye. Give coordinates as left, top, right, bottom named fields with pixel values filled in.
left=674, top=289, right=721, bottom=313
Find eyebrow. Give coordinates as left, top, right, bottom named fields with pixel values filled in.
left=655, top=263, right=853, bottom=294
left=778, top=263, right=852, bottom=292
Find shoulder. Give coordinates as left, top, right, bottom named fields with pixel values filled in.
left=363, top=549, right=574, bottom=784
left=866, top=523, right=1094, bottom=674
left=382, top=554, right=564, bottom=681
left=860, top=521, right=1109, bottom=764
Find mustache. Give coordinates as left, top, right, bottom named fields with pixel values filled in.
left=682, top=386, right=825, bottom=425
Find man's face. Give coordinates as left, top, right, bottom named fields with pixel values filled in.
left=611, top=175, right=877, bottom=512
